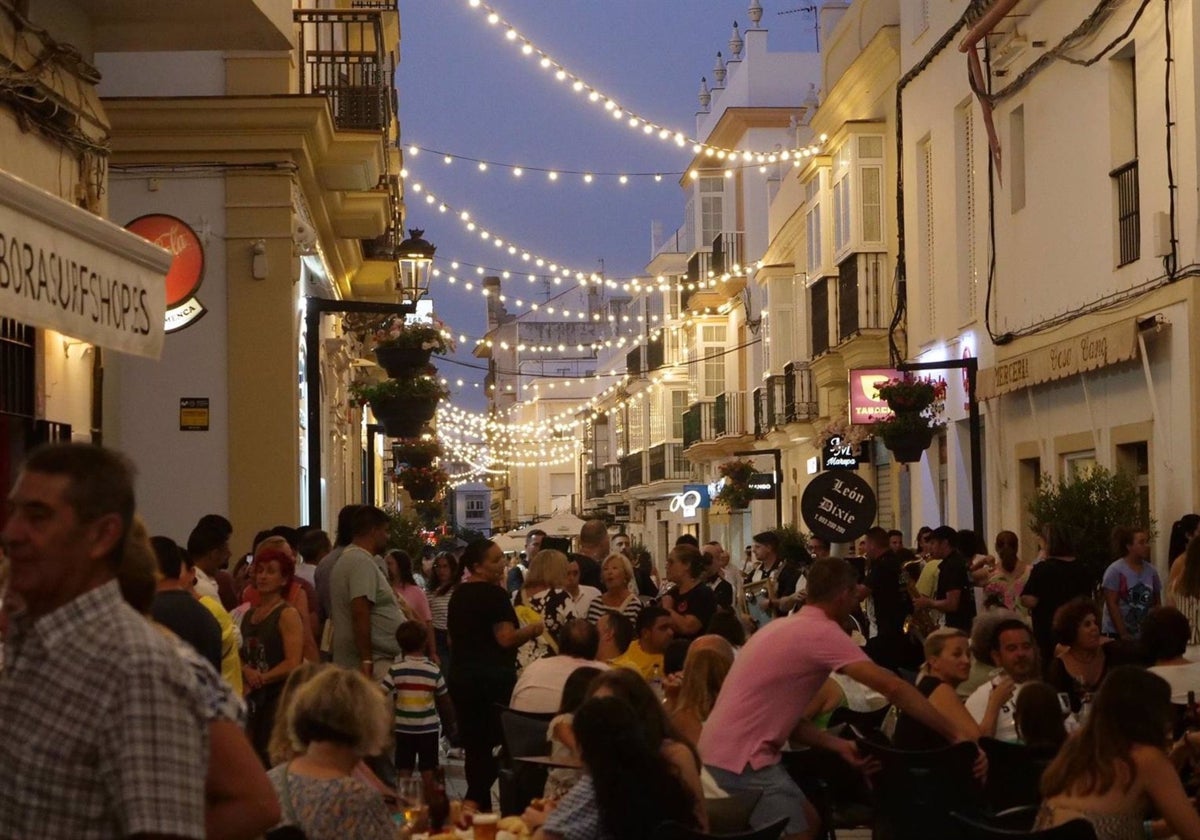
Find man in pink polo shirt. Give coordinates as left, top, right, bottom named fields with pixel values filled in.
left=699, top=557, right=968, bottom=839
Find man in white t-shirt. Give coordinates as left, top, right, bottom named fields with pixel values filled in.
left=564, top=556, right=601, bottom=619
left=511, top=620, right=609, bottom=713
left=965, top=618, right=1043, bottom=742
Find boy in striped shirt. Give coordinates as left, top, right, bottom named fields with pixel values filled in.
left=381, top=620, right=457, bottom=784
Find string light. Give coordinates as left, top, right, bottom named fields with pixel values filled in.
left=409, top=143, right=806, bottom=186
left=462, top=0, right=829, bottom=160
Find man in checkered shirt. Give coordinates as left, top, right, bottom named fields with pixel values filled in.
left=0, top=443, right=209, bottom=839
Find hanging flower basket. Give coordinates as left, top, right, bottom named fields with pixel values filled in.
left=351, top=377, right=449, bottom=439
left=392, top=438, right=442, bottom=469
left=714, top=458, right=757, bottom=510
left=411, top=499, right=445, bottom=528
left=374, top=345, right=434, bottom=378
left=880, top=422, right=936, bottom=463
left=395, top=466, right=449, bottom=502
left=874, top=376, right=947, bottom=414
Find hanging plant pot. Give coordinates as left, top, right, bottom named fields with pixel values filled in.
left=881, top=424, right=935, bottom=463
left=404, top=482, right=438, bottom=502
left=396, top=466, right=449, bottom=503
left=374, top=345, right=434, bottom=378
left=371, top=396, right=437, bottom=438
left=885, top=396, right=933, bottom=415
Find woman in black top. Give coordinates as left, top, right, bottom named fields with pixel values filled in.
left=1044, top=598, right=1110, bottom=713
left=659, top=544, right=717, bottom=642
left=893, top=628, right=985, bottom=750
left=447, top=539, right=545, bottom=810
left=1021, top=523, right=1096, bottom=665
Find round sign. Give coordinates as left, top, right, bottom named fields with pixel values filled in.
left=125, top=214, right=205, bottom=308
left=800, top=470, right=877, bottom=546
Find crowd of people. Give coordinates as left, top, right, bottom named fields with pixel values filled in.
left=9, top=442, right=1200, bottom=840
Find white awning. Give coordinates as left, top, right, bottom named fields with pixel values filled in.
left=977, top=319, right=1140, bottom=400
left=0, top=169, right=170, bottom=358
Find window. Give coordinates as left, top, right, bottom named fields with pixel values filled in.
left=670, top=390, right=688, bottom=439
left=1062, top=450, right=1097, bottom=481
left=650, top=391, right=664, bottom=443
left=1111, top=50, right=1139, bottom=266
left=860, top=167, right=883, bottom=243
left=917, top=137, right=936, bottom=335
left=956, top=100, right=979, bottom=321
left=627, top=400, right=644, bottom=452
left=700, top=176, right=724, bottom=246
left=832, top=175, right=851, bottom=253
left=465, top=497, right=485, bottom=515
left=1116, top=441, right=1150, bottom=525
left=806, top=203, right=822, bottom=274
left=700, top=324, right=726, bottom=398
left=810, top=278, right=830, bottom=356
left=1010, top=106, right=1026, bottom=213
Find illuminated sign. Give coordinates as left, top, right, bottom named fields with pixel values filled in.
left=748, top=472, right=776, bottom=500
left=126, top=214, right=207, bottom=333
left=670, top=490, right=703, bottom=518
left=848, top=367, right=900, bottom=425
left=822, top=435, right=862, bottom=471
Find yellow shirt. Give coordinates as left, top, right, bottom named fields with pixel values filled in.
left=916, top=559, right=942, bottom=599
left=610, top=640, right=663, bottom=681
left=199, top=595, right=243, bottom=695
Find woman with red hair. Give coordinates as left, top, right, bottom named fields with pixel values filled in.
left=240, top=546, right=304, bottom=765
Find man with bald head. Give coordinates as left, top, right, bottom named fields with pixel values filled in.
left=569, top=519, right=607, bottom=590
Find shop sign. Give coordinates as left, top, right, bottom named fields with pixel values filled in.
left=977, top=320, right=1140, bottom=399
left=0, top=169, right=170, bottom=358
left=801, top=471, right=877, bottom=545
left=748, top=472, right=776, bottom=500
left=669, top=484, right=711, bottom=519
left=822, top=435, right=863, bottom=471
left=613, top=503, right=631, bottom=523
left=125, top=214, right=207, bottom=333
left=848, top=367, right=900, bottom=425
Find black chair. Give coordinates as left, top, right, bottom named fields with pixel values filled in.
left=496, top=707, right=553, bottom=815
left=704, top=791, right=763, bottom=835
left=856, top=737, right=984, bottom=840
left=951, top=811, right=1097, bottom=840
left=781, top=745, right=873, bottom=840
left=980, top=738, right=1053, bottom=814
left=828, top=704, right=891, bottom=736
left=655, top=816, right=789, bottom=840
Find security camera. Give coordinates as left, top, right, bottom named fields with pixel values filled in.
left=293, top=215, right=317, bottom=254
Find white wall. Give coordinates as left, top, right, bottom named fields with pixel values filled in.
left=105, top=175, right=230, bottom=542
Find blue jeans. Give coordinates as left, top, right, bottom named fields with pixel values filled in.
left=705, top=761, right=809, bottom=834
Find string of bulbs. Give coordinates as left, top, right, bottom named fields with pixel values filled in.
left=462, top=0, right=828, bottom=160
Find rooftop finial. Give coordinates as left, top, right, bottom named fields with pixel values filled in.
left=729, top=22, right=743, bottom=60
left=698, top=77, right=711, bottom=112
left=713, top=52, right=727, bottom=88
left=748, top=0, right=763, bottom=28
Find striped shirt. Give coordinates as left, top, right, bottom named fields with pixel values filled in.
left=429, top=591, right=452, bottom=630
left=381, top=654, right=447, bottom=734
left=585, top=591, right=643, bottom=626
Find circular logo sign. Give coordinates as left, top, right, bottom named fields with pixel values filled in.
left=800, top=471, right=877, bottom=546
left=126, top=214, right=204, bottom=308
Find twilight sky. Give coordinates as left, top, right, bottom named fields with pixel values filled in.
left=397, top=0, right=820, bottom=410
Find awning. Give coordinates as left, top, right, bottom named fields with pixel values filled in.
left=977, top=319, right=1140, bottom=400
left=0, top=169, right=170, bottom=358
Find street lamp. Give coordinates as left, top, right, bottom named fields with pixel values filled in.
left=396, top=228, right=436, bottom=302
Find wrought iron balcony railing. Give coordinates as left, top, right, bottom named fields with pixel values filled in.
left=647, top=442, right=690, bottom=482
left=295, top=9, right=397, bottom=134
left=682, top=400, right=717, bottom=449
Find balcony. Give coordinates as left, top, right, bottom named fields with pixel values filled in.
left=682, top=232, right=746, bottom=312
left=606, top=463, right=623, bottom=495
left=811, top=277, right=831, bottom=357
left=837, top=253, right=888, bottom=342
left=783, top=362, right=818, bottom=422
left=80, top=0, right=292, bottom=52
left=714, top=391, right=748, bottom=438
left=620, top=452, right=645, bottom=489
left=682, top=400, right=717, bottom=449
left=295, top=9, right=397, bottom=134
left=647, top=443, right=690, bottom=482
left=585, top=467, right=611, bottom=500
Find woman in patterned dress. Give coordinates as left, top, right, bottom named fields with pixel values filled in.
left=513, top=549, right=574, bottom=670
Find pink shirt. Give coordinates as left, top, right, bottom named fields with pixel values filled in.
left=393, top=583, right=432, bottom=622
left=699, top=605, right=868, bottom=772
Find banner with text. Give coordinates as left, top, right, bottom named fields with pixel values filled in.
left=0, top=170, right=170, bottom=358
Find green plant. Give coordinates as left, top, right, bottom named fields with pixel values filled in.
left=350, top=376, right=449, bottom=407
left=775, top=523, right=812, bottom=564
left=371, top=316, right=454, bottom=354
left=715, top=458, right=757, bottom=510
left=392, top=438, right=442, bottom=460
left=875, top=409, right=940, bottom=445
left=1027, top=466, right=1154, bottom=582
left=874, top=376, right=947, bottom=412
left=385, top=506, right=429, bottom=559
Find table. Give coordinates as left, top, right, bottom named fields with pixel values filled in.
left=514, top=754, right=582, bottom=770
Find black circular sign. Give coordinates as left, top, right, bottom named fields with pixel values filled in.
left=800, top=470, right=877, bottom=545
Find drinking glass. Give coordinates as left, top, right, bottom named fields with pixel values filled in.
left=396, top=777, right=427, bottom=831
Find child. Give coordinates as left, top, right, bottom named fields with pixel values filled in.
left=381, top=620, right=457, bottom=786
left=544, top=666, right=604, bottom=800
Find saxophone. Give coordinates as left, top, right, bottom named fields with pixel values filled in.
left=902, top=560, right=942, bottom=642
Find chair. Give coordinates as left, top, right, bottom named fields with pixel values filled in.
left=654, top=816, right=789, bottom=840
left=704, top=790, right=763, bottom=835
left=951, top=811, right=1097, bottom=840
left=980, top=738, right=1053, bottom=814
left=496, top=707, right=553, bottom=815
left=827, top=705, right=892, bottom=742
left=856, top=737, right=984, bottom=840
left=781, top=745, right=873, bottom=839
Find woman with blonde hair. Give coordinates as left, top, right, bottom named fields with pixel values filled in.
left=666, top=643, right=734, bottom=747
left=892, top=627, right=991, bottom=750
left=513, top=548, right=574, bottom=669
left=586, top=551, right=644, bottom=626
left=267, top=667, right=395, bottom=840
